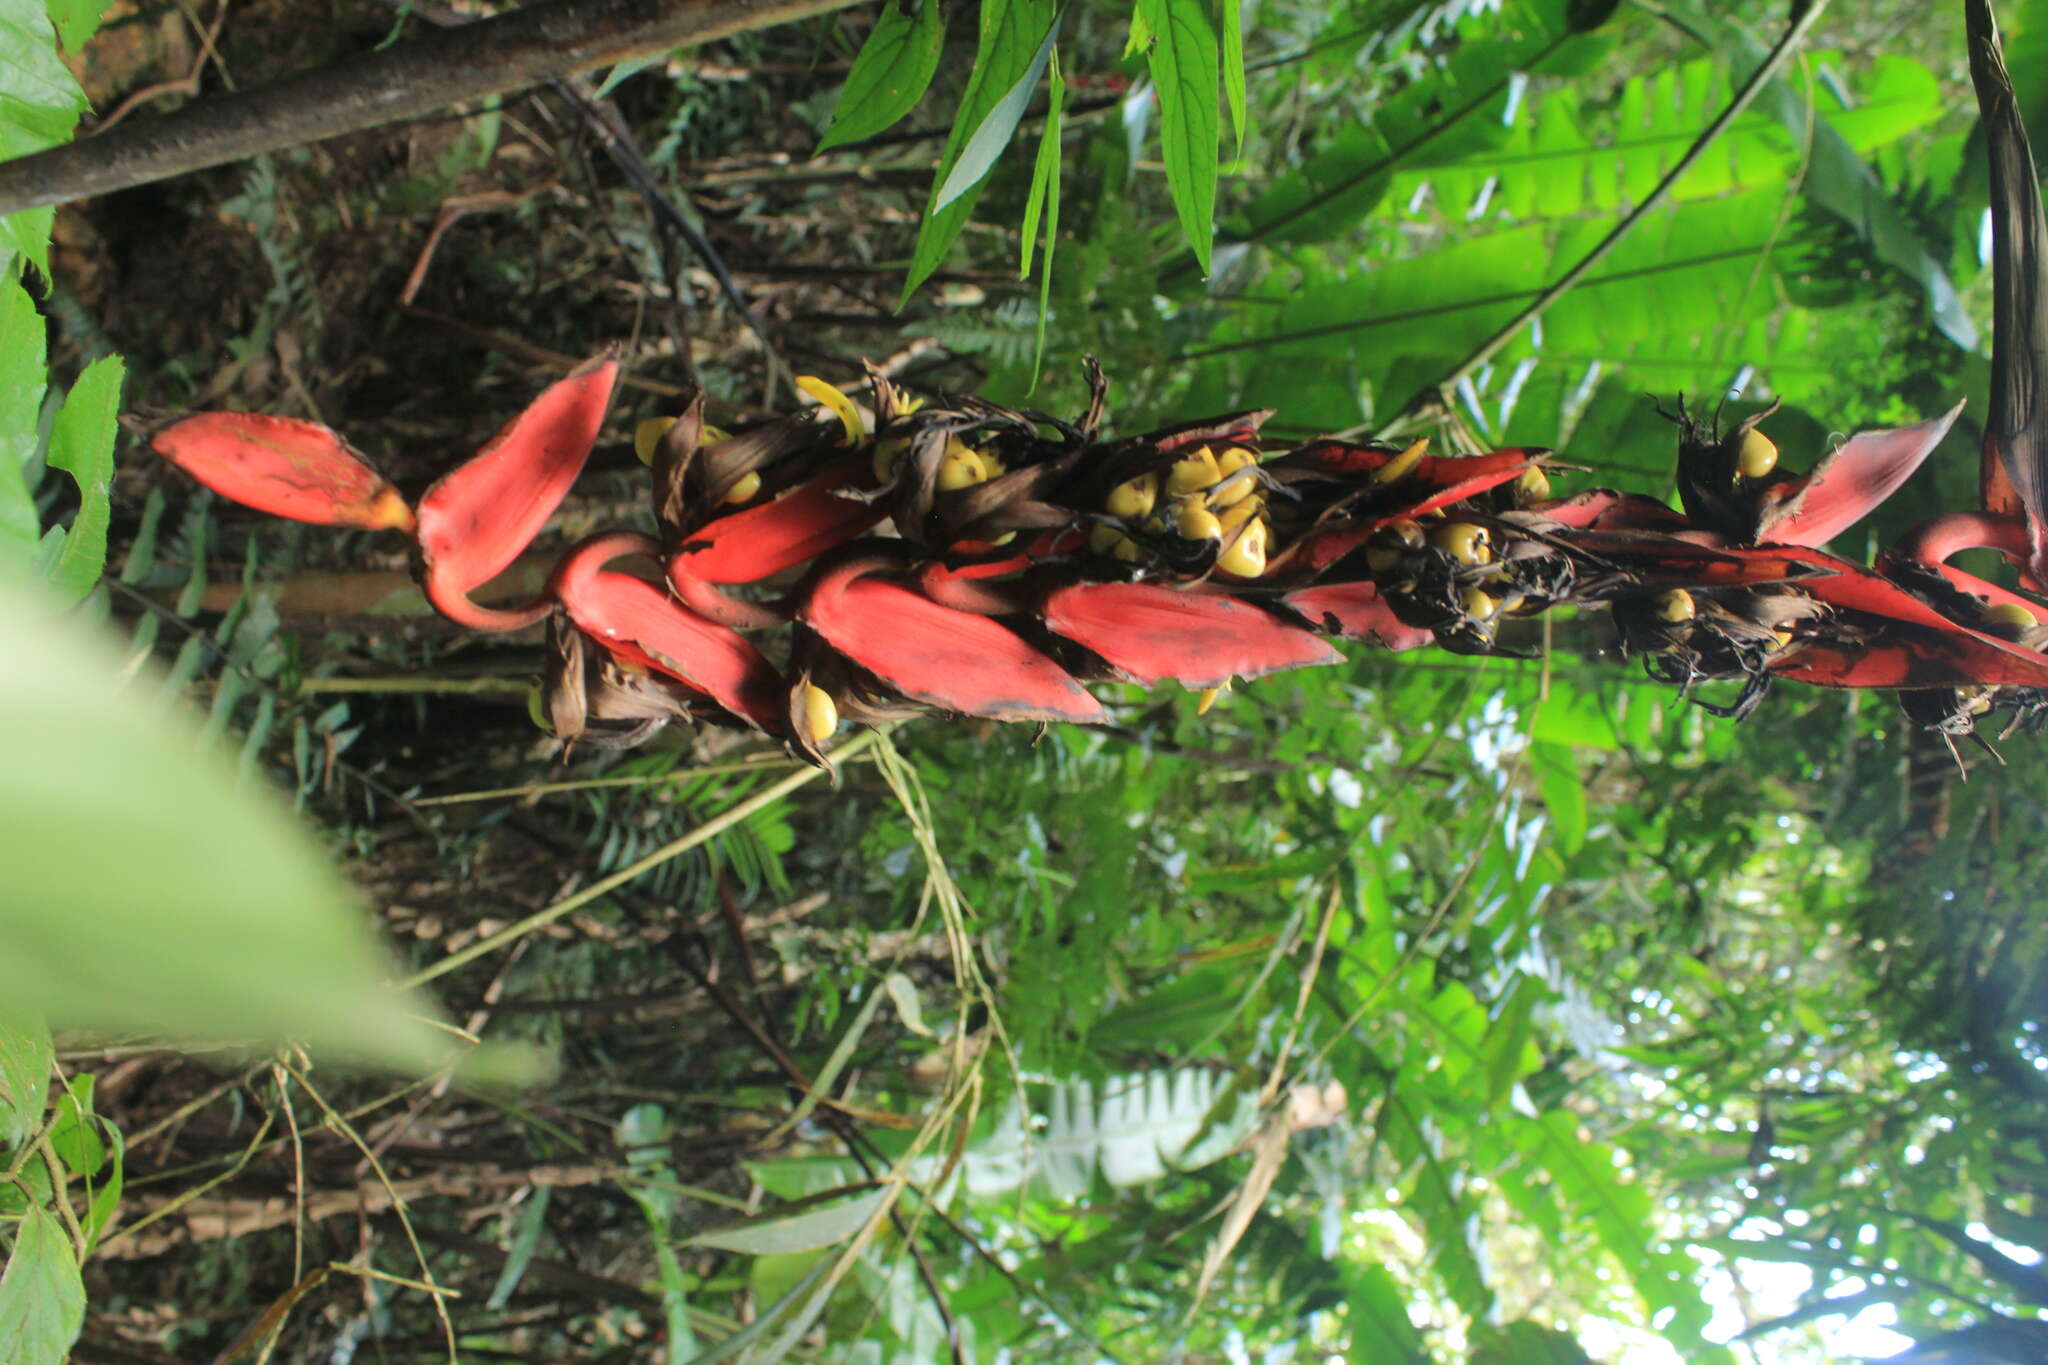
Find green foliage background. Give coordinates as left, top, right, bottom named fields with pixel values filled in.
left=8, top=0, right=2048, bottom=1362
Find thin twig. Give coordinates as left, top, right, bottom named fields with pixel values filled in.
left=401, top=728, right=882, bottom=987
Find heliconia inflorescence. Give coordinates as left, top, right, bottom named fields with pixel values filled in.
left=136, top=0, right=2048, bottom=766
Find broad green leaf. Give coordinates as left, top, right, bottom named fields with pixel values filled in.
left=0, top=1008, right=50, bottom=1149
left=0, top=1205, right=83, bottom=1365
left=44, top=1074, right=98, bottom=1176
left=1342, top=1264, right=1428, bottom=1363
left=39, top=354, right=122, bottom=606
left=691, top=1185, right=890, bottom=1255
left=934, top=17, right=1060, bottom=210
left=1138, top=0, right=1219, bottom=275
left=43, top=0, right=105, bottom=51
left=1471, top=1321, right=1597, bottom=1365
left=1227, top=0, right=1596, bottom=247
left=900, top=0, right=1056, bottom=304
left=0, top=579, right=459, bottom=1073
left=1656, top=1, right=1973, bottom=347
left=1531, top=741, right=1588, bottom=852
left=0, top=0, right=88, bottom=277
left=0, top=276, right=45, bottom=573
left=817, top=0, right=946, bottom=152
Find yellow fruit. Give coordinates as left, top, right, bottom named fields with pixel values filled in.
left=1459, top=586, right=1500, bottom=620
left=1217, top=519, right=1270, bottom=577
left=1167, top=446, right=1223, bottom=496
left=1217, top=446, right=1259, bottom=477
left=1366, top=519, right=1426, bottom=573
left=1106, top=473, right=1160, bottom=519
left=1178, top=504, right=1225, bottom=541
left=1195, top=681, right=1229, bottom=715
left=1653, top=589, right=1697, bottom=623
left=1088, top=523, right=1126, bottom=555
left=634, top=417, right=677, bottom=465
left=1984, top=601, right=2039, bottom=639
left=1218, top=498, right=1263, bottom=534
left=1371, top=437, right=1429, bottom=486
left=1737, top=428, right=1779, bottom=480
left=1113, top=535, right=1143, bottom=563
left=722, top=471, right=763, bottom=504
left=1512, top=466, right=1551, bottom=503
left=1768, top=628, right=1796, bottom=652
left=872, top=436, right=909, bottom=482
left=801, top=684, right=838, bottom=743
left=937, top=440, right=991, bottom=491
left=1429, top=522, right=1492, bottom=566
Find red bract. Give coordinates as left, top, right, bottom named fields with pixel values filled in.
left=669, top=459, right=885, bottom=585
left=550, top=532, right=786, bottom=731
left=1280, top=582, right=1436, bottom=650
left=414, top=355, right=620, bottom=631
left=1755, top=404, right=1963, bottom=547
left=1535, top=490, right=1689, bottom=533
left=801, top=555, right=1103, bottom=723
left=149, top=413, right=415, bottom=533
left=1041, top=582, right=1342, bottom=687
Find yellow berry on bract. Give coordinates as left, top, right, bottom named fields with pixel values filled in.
left=1512, top=466, right=1551, bottom=502
left=1218, top=446, right=1259, bottom=477
left=1366, top=519, right=1426, bottom=572
left=1218, top=498, right=1262, bottom=534
left=1167, top=446, right=1223, bottom=496
left=1106, top=473, right=1160, bottom=519
left=1371, top=437, right=1429, bottom=485
left=1737, top=428, right=1779, bottom=480
left=801, top=684, right=839, bottom=744
left=873, top=436, right=908, bottom=482
left=937, top=440, right=991, bottom=491
left=1088, top=523, right=1126, bottom=555
left=634, top=417, right=677, bottom=465
left=989, top=531, right=1017, bottom=546
left=1429, top=522, right=1492, bottom=566
left=1217, top=519, right=1270, bottom=577
left=1653, top=589, right=1697, bottom=623
left=1459, top=585, right=1500, bottom=620
left=1985, top=601, right=2039, bottom=639
left=1178, top=504, right=1224, bottom=541
left=1768, top=628, right=1796, bottom=652
left=983, top=452, right=1008, bottom=477
left=1195, top=680, right=1230, bottom=715
left=722, top=471, right=764, bottom=504
left=1113, top=534, right=1143, bottom=563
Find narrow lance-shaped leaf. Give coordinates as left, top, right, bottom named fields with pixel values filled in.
left=900, top=0, right=1058, bottom=305
left=1020, top=46, right=1065, bottom=387
left=933, top=14, right=1062, bottom=211
left=817, top=0, right=946, bottom=152
left=1138, top=0, right=1220, bottom=275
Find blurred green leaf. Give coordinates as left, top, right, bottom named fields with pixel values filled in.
left=0, top=1008, right=50, bottom=1149
left=0, top=1205, right=83, bottom=1365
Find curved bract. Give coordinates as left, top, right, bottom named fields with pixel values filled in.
left=414, top=355, right=620, bottom=632
left=149, top=413, right=415, bottom=533
left=1042, top=582, right=1341, bottom=686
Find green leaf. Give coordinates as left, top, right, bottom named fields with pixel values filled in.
left=0, top=0, right=88, bottom=278
left=691, top=1185, right=891, bottom=1255
left=900, top=0, right=1057, bottom=305
left=1020, top=47, right=1064, bottom=386
left=1138, top=0, right=1219, bottom=275
left=589, top=53, right=666, bottom=100
left=934, top=17, right=1060, bottom=211
left=1342, top=1264, right=1428, bottom=1363
left=39, top=354, right=122, bottom=606
left=44, top=1074, right=98, bottom=1177
left=0, top=275, right=45, bottom=575
left=817, top=0, right=946, bottom=152
left=43, top=0, right=106, bottom=51
left=1221, top=0, right=1245, bottom=151
left=1531, top=741, right=1587, bottom=852
left=0, top=1205, right=83, bottom=1365
left=0, top=1008, right=50, bottom=1150
left=0, top=579, right=461, bottom=1074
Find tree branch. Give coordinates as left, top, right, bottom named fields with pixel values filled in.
left=0, top=0, right=861, bottom=214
